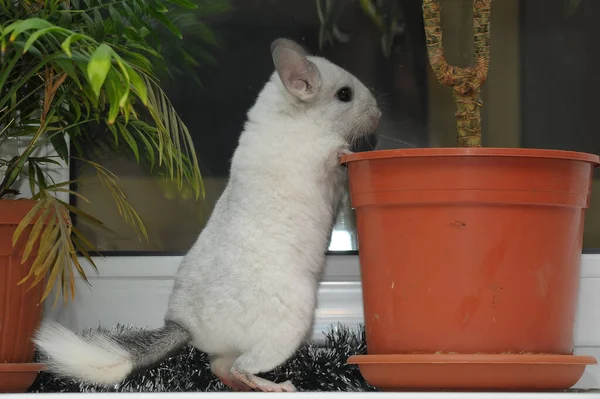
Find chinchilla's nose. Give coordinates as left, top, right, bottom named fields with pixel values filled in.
left=369, top=108, right=382, bottom=130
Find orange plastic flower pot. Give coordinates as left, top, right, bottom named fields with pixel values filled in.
left=341, top=148, right=599, bottom=355
left=0, top=199, right=45, bottom=364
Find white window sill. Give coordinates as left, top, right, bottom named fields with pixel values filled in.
left=40, top=253, right=600, bottom=393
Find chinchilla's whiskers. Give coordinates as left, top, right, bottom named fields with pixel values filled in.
left=374, top=118, right=420, bottom=148
left=377, top=134, right=418, bottom=148
left=374, top=92, right=392, bottom=112
left=380, top=119, right=415, bottom=128
left=348, top=120, right=368, bottom=149
left=371, top=89, right=391, bottom=99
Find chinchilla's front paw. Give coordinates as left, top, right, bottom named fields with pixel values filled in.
left=338, top=148, right=353, bottom=161
left=337, top=148, right=353, bottom=168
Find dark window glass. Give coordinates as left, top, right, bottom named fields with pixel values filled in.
left=73, top=0, right=600, bottom=253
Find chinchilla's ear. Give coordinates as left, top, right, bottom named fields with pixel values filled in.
left=271, top=38, right=321, bottom=102
left=270, top=38, right=310, bottom=57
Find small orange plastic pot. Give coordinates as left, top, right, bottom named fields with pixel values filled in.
left=341, top=148, right=599, bottom=355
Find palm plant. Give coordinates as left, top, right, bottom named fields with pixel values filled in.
left=0, top=0, right=228, bottom=304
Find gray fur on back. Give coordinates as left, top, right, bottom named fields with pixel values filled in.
left=111, top=321, right=191, bottom=373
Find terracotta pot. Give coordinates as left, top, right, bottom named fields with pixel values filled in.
left=0, top=363, right=46, bottom=392
left=341, top=148, right=599, bottom=355
left=0, top=199, right=45, bottom=363
left=347, top=353, right=597, bottom=391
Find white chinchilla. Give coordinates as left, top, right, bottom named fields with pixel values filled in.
left=34, top=38, right=381, bottom=392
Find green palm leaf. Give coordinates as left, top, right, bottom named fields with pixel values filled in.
left=1, top=0, right=230, bottom=302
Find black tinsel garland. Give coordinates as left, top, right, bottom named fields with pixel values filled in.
left=28, top=324, right=377, bottom=393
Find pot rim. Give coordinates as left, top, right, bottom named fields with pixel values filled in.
left=347, top=353, right=598, bottom=366
left=340, top=147, right=600, bottom=165
left=0, top=198, right=40, bottom=226
left=0, top=363, right=46, bottom=372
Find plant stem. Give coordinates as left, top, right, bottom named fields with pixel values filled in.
left=422, top=0, right=492, bottom=147
left=0, top=69, right=67, bottom=196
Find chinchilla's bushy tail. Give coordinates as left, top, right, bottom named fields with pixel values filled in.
left=34, top=320, right=191, bottom=386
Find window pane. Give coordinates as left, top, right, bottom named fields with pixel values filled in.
left=73, top=0, right=600, bottom=252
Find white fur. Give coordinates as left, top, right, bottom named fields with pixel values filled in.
left=34, top=321, right=133, bottom=386
left=165, top=39, right=381, bottom=385
left=33, top=39, right=380, bottom=391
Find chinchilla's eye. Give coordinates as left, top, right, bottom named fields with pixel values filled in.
left=336, top=87, right=353, bottom=102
